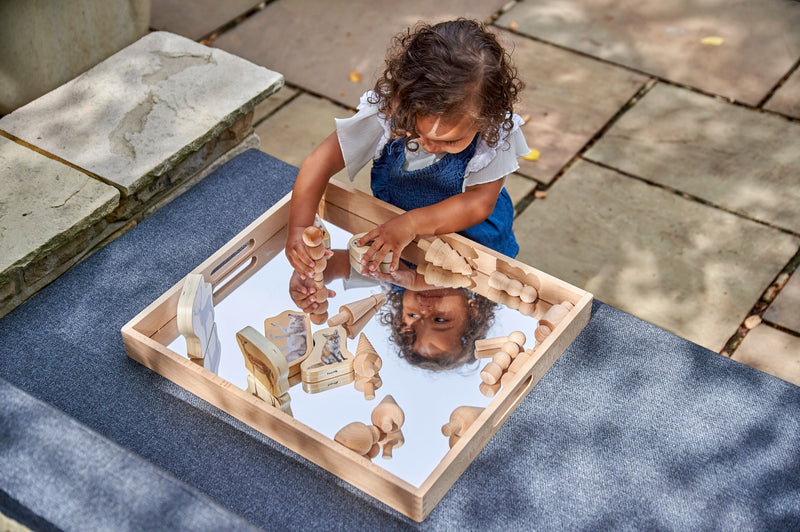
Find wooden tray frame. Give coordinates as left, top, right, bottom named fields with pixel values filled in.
left=121, top=179, right=592, bottom=521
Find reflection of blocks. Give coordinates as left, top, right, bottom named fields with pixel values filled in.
left=301, top=326, right=354, bottom=393
left=418, top=263, right=471, bottom=289
left=478, top=331, right=526, bottom=397
left=353, top=333, right=383, bottom=400
left=442, top=406, right=483, bottom=448
left=177, top=273, right=221, bottom=373
left=328, top=293, right=387, bottom=339
left=418, top=238, right=472, bottom=275
left=535, top=301, right=575, bottom=343
left=236, top=326, right=292, bottom=416
left=488, top=271, right=539, bottom=311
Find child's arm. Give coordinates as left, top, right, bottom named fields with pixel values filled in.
left=358, top=179, right=505, bottom=272
left=285, top=131, right=346, bottom=277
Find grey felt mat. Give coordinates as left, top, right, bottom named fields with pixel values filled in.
left=1, top=149, right=798, bottom=530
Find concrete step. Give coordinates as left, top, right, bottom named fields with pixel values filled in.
left=0, top=31, right=283, bottom=318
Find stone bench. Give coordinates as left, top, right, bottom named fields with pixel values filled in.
left=0, top=31, right=283, bottom=318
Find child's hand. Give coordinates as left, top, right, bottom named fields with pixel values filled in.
left=358, top=215, right=416, bottom=273
left=289, top=270, right=335, bottom=313
left=286, top=226, right=327, bottom=279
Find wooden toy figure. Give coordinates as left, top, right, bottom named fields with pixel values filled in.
left=236, top=326, right=292, bottom=416
left=381, top=429, right=405, bottom=459
left=303, top=225, right=329, bottom=324
left=327, top=292, right=387, bottom=339
left=417, top=238, right=472, bottom=275
left=177, top=273, right=221, bottom=373
left=535, top=301, right=575, bottom=343
left=370, top=395, right=405, bottom=434
left=354, top=373, right=382, bottom=400
left=334, top=421, right=381, bottom=458
left=354, top=333, right=382, bottom=378
left=477, top=331, right=526, bottom=396
left=264, top=310, right=312, bottom=385
left=349, top=232, right=392, bottom=273
left=301, top=326, right=354, bottom=385
left=417, top=262, right=472, bottom=289
left=442, top=406, right=484, bottom=448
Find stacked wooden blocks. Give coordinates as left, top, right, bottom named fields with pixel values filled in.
left=488, top=271, right=538, bottom=316
left=300, top=326, right=354, bottom=393
left=302, top=225, right=329, bottom=324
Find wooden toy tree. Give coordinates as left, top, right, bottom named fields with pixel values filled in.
left=417, top=238, right=472, bottom=275
left=442, top=406, right=484, bottom=448
left=327, top=292, right=387, bottom=339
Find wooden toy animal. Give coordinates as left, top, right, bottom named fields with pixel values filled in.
left=300, top=326, right=354, bottom=384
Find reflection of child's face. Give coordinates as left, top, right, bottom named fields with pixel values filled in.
left=415, top=113, right=479, bottom=155
left=401, top=288, right=469, bottom=360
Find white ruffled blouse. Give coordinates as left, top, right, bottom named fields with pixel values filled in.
left=335, top=91, right=530, bottom=191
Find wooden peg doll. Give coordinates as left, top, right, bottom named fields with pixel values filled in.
left=370, top=395, right=405, bottom=433
left=534, top=301, right=574, bottom=342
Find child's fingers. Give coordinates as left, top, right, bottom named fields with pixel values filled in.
left=358, top=228, right=380, bottom=247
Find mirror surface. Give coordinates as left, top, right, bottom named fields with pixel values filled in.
left=168, top=222, right=539, bottom=486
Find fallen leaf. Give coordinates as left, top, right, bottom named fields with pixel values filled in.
left=534, top=190, right=547, bottom=199
left=743, top=315, right=762, bottom=330
left=509, top=20, right=519, bottom=31
left=348, top=70, right=362, bottom=83
left=523, top=148, right=540, bottom=161
left=700, top=36, right=724, bottom=46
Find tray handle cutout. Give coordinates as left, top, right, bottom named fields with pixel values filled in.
left=492, top=375, right=534, bottom=429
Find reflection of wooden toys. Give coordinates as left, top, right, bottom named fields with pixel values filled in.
left=177, top=273, right=221, bottom=373
left=488, top=271, right=538, bottom=315
left=474, top=331, right=526, bottom=359
left=349, top=232, right=392, bottom=273
left=353, top=334, right=383, bottom=400
left=418, top=238, right=472, bottom=276
left=442, top=406, right=484, bottom=448
left=479, top=331, right=526, bottom=397
left=328, top=292, right=387, bottom=339
left=334, top=422, right=381, bottom=458
left=371, top=395, right=404, bottom=433
left=418, top=262, right=472, bottom=289
left=381, top=430, right=405, bottom=459
left=264, top=310, right=311, bottom=386
left=236, top=326, right=292, bottom=415
left=535, top=301, right=575, bottom=343
left=300, top=326, right=354, bottom=393
left=303, top=225, right=330, bottom=324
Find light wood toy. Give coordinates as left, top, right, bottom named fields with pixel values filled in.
left=303, top=225, right=329, bottom=324
left=264, top=310, right=312, bottom=383
left=418, top=262, right=471, bottom=289
left=177, top=273, right=222, bottom=372
left=381, top=429, right=404, bottom=459
left=354, top=333, right=382, bottom=378
left=442, top=406, right=484, bottom=448
left=488, top=271, right=538, bottom=308
left=236, top=326, right=292, bottom=415
left=328, top=292, right=387, bottom=339
left=349, top=232, right=392, bottom=274
left=478, top=331, right=526, bottom=396
left=474, top=331, right=526, bottom=359
left=535, top=301, right=575, bottom=343
left=334, top=421, right=382, bottom=458
left=301, top=372, right=355, bottom=394
left=371, top=395, right=405, bottom=433
left=300, top=326, right=354, bottom=386
left=354, top=373, right=382, bottom=400
left=417, top=238, right=472, bottom=275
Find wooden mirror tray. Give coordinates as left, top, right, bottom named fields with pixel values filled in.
left=121, top=179, right=592, bottom=521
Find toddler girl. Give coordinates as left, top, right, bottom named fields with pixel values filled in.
left=286, top=18, right=528, bottom=277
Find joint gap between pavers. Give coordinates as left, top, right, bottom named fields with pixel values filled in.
left=514, top=78, right=659, bottom=218
left=757, top=56, right=800, bottom=110
left=252, top=85, right=304, bottom=128
left=486, top=0, right=522, bottom=24
left=285, top=85, right=359, bottom=116
left=761, top=319, right=800, bottom=340
left=721, top=249, right=800, bottom=357
left=582, top=157, right=800, bottom=239
left=189, top=1, right=271, bottom=46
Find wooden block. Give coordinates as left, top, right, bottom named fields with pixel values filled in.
left=264, top=311, right=312, bottom=380
left=236, top=326, right=290, bottom=398
left=501, top=340, right=521, bottom=358
left=539, top=301, right=575, bottom=330
left=479, top=380, right=501, bottom=397
left=301, top=326, right=354, bottom=383
left=480, top=361, right=504, bottom=385
left=441, top=406, right=484, bottom=438
left=354, top=374, right=382, bottom=400
left=381, top=429, right=404, bottom=459
left=334, top=421, right=382, bottom=456
left=508, top=331, right=526, bottom=348
left=354, top=333, right=383, bottom=377
left=534, top=324, right=552, bottom=343
left=474, top=336, right=509, bottom=358
left=492, top=351, right=512, bottom=370
left=348, top=232, right=392, bottom=273
left=177, top=273, right=216, bottom=360
left=371, top=395, right=405, bottom=433
left=301, top=371, right=354, bottom=394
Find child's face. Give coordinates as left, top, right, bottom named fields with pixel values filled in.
left=401, top=288, right=469, bottom=359
left=414, top=113, right=480, bottom=155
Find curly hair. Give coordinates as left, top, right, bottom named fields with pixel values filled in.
left=370, top=19, right=523, bottom=150
left=379, top=288, right=497, bottom=371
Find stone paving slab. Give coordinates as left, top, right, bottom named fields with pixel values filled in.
left=498, top=29, right=648, bottom=184
left=765, top=272, right=800, bottom=333
left=213, top=0, right=510, bottom=110
left=0, top=136, right=119, bottom=296
left=765, top=68, right=800, bottom=119
left=150, top=0, right=263, bottom=41
left=0, top=31, right=282, bottom=198
left=513, top=159, right=800, bottom=352
left=253, top=86, right=299, bottom=124
left=498, top=0, right=800, bottom=106
left=733, top=325, right=800, bottom=387
left=584, top=83, right=800, bottom=233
